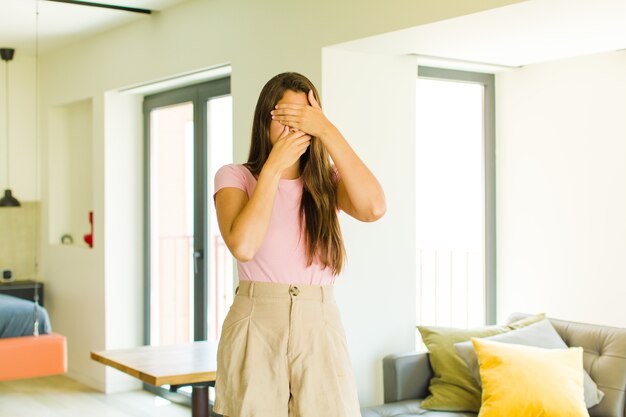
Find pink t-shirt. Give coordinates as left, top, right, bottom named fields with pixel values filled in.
left=213, top=163, right=341, bottom=285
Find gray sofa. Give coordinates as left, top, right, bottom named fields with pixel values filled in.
left=361, top=313, right=626, bottom=417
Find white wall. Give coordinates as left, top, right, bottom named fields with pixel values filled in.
left=48, top=98, right=93, bottom=247
left=41, top=93, right=106, bottom=390
left=323, top=48, right=418, bottom=404
left=37, top=0, right=525, bottom=399
left=496, top=50, right=626, bottom=328
left=103, top=91, right=144, bottom=391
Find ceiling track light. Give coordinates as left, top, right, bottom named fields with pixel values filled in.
left=45, top=0, right=152, bottom=14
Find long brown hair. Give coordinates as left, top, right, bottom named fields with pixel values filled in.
left=244, top=72, right=346, bottom=276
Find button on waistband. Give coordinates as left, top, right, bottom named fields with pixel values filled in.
left=235, top=281, right=333, bottom=301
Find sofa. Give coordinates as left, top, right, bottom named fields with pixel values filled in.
left=361, top=313, right=626, bottom=417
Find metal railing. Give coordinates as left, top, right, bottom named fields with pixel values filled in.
left=416, top=248, right=485, bottom=348
left=153, top=235, right=194, bottom=346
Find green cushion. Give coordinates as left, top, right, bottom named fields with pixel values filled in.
left=417, top=313, right=545, bottom=412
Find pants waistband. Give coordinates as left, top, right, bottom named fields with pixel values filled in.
left=235, top=280, right=335, bottom=303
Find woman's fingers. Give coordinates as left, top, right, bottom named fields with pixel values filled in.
left=274, top=103, right=306, bottom=110
left=277, top=124, right=290, bottom=139
left=272, top=106, right=305, bottom=126
left=271, top=107, right=301, bottom=116
left=284, top=130, right=308, bottom=140
left=277, top=127, right=304, bottom=142
left=297, top=139, right=311, bottom=154
left=273, top=100, right=328, bottom=138
left=273, top=115, right=302, bottom=125
left=268, top=127, right=310, bottom=172
left=294, top=134, right=311, bottom=145
left=285, top=132, right=310, bottom=147
left=298, top=138, right=311, bottom=153
left=308, top=89, right=321, bottom=109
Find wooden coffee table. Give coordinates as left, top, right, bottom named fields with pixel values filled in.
left=91, top=341, right=218, bottom=417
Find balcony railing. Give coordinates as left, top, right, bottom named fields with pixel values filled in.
left=416, top=248, right=485, bottom=348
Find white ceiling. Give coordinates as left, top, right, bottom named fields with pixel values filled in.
left=334, top=0, right=626, bottom=71
left=0, top=0, right=187, bottom=55
left=4, top=0, right=626, bottom=67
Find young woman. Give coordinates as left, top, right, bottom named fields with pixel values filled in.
left=212, top=72, right=385, bottom=417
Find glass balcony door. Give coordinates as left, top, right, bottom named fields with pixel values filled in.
left=415, top=67, right=496, bottom=349
left=144, top=78, right=231, bottom=348
left=143, top=78, right=232, bottom=406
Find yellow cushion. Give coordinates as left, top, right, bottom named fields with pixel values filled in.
left=417, top=313, right=545, bottom=412
left=471, top=338, right=589, bottom=417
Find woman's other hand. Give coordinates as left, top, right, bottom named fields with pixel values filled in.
left=264, top=125, right=311, bottom=175
left=270, top=90, right=334, bottom=138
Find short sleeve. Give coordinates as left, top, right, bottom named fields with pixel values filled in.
left=213, top=164, right=248, bottom=203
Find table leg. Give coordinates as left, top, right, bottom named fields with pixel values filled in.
left=192, top=386, right=209, bottom=417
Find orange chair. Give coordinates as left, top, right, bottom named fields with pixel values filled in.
left=0, top=333, right=67, bottom=381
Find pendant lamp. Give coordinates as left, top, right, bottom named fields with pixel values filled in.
left=0, top=47, right=20, bottom=207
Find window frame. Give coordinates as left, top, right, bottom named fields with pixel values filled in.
left=417, top=66, right=496, bottom=325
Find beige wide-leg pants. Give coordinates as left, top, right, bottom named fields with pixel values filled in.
left=213, top=279, right=362, bottom=417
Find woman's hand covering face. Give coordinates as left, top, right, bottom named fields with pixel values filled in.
left=270, top=90, right=332, bottom=138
